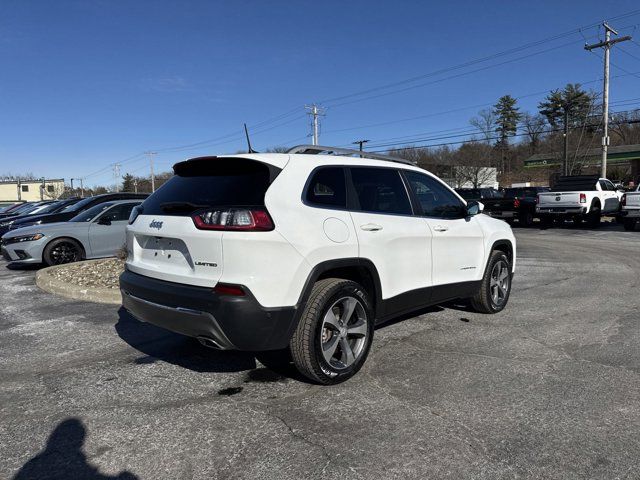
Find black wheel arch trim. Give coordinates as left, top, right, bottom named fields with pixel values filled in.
left=489, top=239, right=514, bottom=268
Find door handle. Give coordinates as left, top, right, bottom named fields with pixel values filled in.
left=433, top=225, right=449, bottom=232
left=360, top=223, right=383, bottom=231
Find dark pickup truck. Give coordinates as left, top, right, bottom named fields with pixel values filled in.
left=482, top=186, right=550, bottom=226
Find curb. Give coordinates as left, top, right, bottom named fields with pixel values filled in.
left=35, top=259, right=122, bottom=305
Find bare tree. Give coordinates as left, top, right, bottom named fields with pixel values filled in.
left=521, top=113, right=547, bottom=154
left=452, top=142, right=496, bottom=188
left=469, top=109, right=496, bottom=144
left=610, top=110, right=640, bottom=145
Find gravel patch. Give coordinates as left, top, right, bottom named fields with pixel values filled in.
left=47, top=258, right=124, bottom=289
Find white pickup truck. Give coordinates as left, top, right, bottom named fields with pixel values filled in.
left=536, top=175, right=624, bottom=227
left=620, top=186, right=640, bottom=231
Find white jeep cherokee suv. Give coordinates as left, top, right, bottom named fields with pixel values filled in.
left=120, top=146, right=516, bottom=384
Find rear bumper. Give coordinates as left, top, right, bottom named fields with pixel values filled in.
left=119, top=270, right=298, bottom=351
left=486, top=210, right=515, bottom=219
left=620, top=209, right=640, bottom=218
left=536, top=206, right=587, bottom=215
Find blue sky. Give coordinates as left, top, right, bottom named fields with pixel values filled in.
left=1, top=0, right=640, bottom=187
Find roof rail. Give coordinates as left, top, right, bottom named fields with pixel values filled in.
left=286, top=145, right=417, bottom=166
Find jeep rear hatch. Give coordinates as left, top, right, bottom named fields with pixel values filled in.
left=126, top=157, right=281, bottom=287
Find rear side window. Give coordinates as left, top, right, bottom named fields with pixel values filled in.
left=306, top=167, right=346, bottom=208
left=350, top=167, right=412, bottom=215
left=100, top=203, right=139, bottom=222
left=142, top=158, right=276, bottom=216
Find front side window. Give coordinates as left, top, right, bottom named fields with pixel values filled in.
left=350, top=168, right=412, bottom=215
left=70, top=203, right=114, bottom=222
left=404, top=171, right=466, bottom=218
left=306, top=167, right=346, bottom=208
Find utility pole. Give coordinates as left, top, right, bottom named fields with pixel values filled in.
left=563, top=109, right=569, bottom=176
left=133, top=178, right=138, bottom=194
left=585, top=22, right=632, bottom=178
left=146, top=151, right=157, bottom=192
left=70, top=178, right=74, bottom=191
left=305, top=104, right=325, bottom=145
left=352, top=139, right=369, bottom=151
left=113, top=163, right=121, bottom=192
left=352, top=139, right=369, bottom=158
left=79, top=178, right=84, bottom=197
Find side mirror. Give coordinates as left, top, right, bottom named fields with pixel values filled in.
left=467, top=200, right=483, bottom=216
left=97, top=217, right=112, bottom=226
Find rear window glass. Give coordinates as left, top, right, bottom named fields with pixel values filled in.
left=141, top=158, right=276, bottom=216
left=306, top=167, right=346, bottom=208
left=350, top=167, right=412, bottom=215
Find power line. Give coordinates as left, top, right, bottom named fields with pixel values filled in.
left=319, top=9, right=640, bottom=107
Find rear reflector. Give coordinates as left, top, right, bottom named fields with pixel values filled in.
left=213, top=284, right=245, bottom=296
left=192, top=207, right=274, bottom=231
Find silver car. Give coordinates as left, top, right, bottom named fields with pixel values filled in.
left=0, top=200, right=142, bottom=265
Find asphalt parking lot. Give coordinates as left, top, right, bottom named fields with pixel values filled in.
left=1, top=224, right=639, bottom=480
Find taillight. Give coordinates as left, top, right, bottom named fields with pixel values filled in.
left=579, top=193, right=587, bottom=204
left=513, top=197, right=520, bottom=208
left=622, top=194, right=627, bottom=207
left=192, top=207, right=274, bottom=231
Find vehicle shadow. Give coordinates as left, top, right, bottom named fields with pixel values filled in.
left=12, top=418, right=138, bottom=480
left=537, top=219, right=624, bottom=232
left=114, top=308, right=304, bottom=381
left=5, top=262, right=42, bottom=270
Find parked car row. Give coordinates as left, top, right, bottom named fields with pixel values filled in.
left=457, top=175, right=632, bottom=229
left=0, top=193, right=147, bottom=265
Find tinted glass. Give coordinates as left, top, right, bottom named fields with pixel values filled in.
left=350, top=168, right=412, bottom=215
left=306, top=168, right=346, bottom=208
left=142, top=158, right=275, bottom=216
left=70, top=203, right=114, bottom=222
left=99, top=203, right=139, bottom=222
left=62, top=196, right=97, bottom=212
left=456, top=189, right=480, bottom=200
left=404, top=171, right=465, bottom=218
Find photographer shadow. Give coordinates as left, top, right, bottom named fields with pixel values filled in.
left=12, top=418, right=137, bottom=480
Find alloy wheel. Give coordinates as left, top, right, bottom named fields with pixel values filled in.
left=320, top=296, right=368, bottom=370
left=50, top=242, right=80, bottom=264
left=490, top=260, right=510, bottom=307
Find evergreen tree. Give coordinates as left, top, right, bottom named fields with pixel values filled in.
left=538, top=83, right=593, bottom=129
left=493, top=95, right=521, bottom=148
left=121, top=173, right=135, bottom=192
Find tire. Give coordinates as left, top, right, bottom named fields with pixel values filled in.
left=519, top=211, right=534, bottom=227
left=43, top=238, right=84, bottom=266
left=623, top=218, right=637, bottom=231
left=290, top=278, right=374, bottom=385
left=587, top=202, right=601, bottom=228
left=470, top=251, right=512, bottom=314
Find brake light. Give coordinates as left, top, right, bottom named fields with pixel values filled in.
left=192, top=208, right=274, bottom=231
left=213, top=283, right=245, bottom=296
left=513, top=197, right=520, bottom=208
left=579, top=193, right=587, bottom=204
left=622, top=194, right=627, bottom=207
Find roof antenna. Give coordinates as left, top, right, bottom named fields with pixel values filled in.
left=244, top=123, right=257, bottom=153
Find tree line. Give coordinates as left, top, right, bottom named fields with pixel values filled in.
left=387, top=83, right=640, bottom=187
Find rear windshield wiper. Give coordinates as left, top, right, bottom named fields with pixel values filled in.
left=159, top=202, right=209, bottom=213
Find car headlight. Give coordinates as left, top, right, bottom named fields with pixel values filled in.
left=2, top=233, right=45, bottom=245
